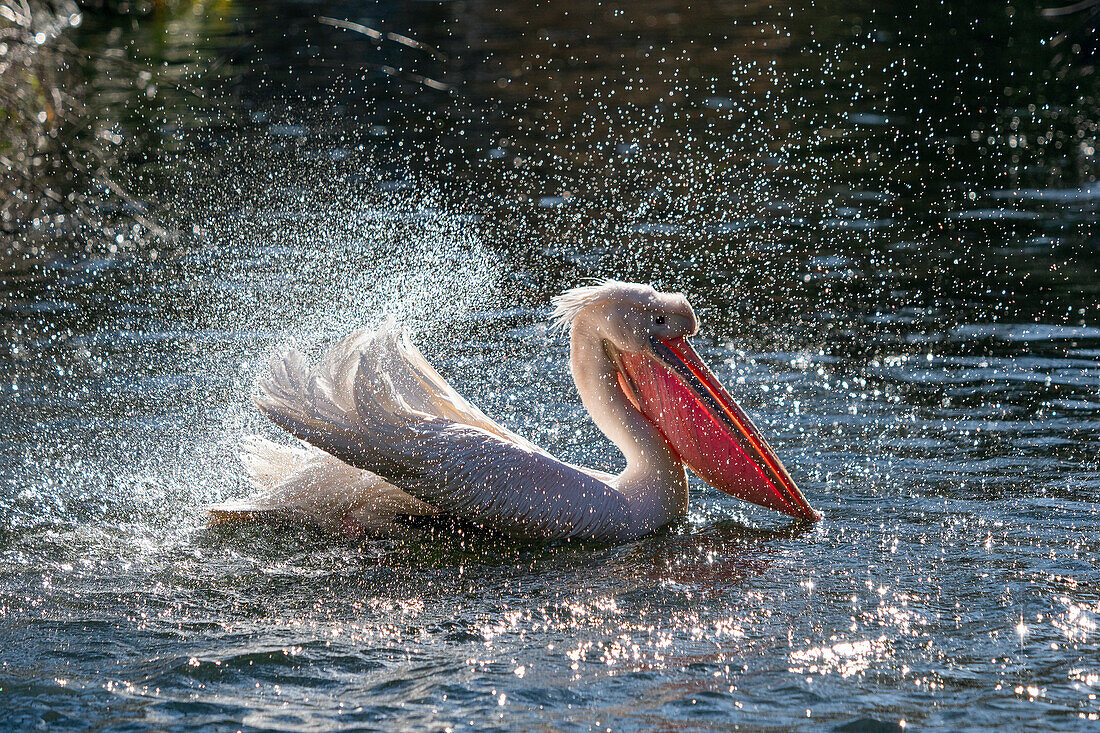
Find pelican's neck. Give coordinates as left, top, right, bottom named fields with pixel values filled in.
left=569, top=321, right=688, bottom=534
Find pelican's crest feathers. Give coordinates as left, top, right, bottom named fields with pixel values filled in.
left=550, top=279, right=635, bottom=332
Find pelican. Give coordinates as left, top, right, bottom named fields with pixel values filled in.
left=209, top=281, right=819, bottom=540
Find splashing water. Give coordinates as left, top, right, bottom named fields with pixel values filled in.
left=3, top=197, right=501, bottom=543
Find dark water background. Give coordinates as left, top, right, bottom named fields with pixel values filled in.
left=1, top=0, right=1098, bottom=730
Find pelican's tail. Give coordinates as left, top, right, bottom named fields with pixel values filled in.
left=236, top=434, right=314, bottom=490
left=209, top=433, right=435, bottom=534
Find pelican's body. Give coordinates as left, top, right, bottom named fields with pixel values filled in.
left=210, top=282, right=818, bottom=540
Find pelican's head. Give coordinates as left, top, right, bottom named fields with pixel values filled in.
left=552, top=280, right=819, bottom=523
left=552, top=280, right=698, bottom=351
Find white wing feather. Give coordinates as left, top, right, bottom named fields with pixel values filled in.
left=251, top=324, right=632, bottom=541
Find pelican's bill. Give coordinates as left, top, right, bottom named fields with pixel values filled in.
left=616, top=336, right=820, bottom=523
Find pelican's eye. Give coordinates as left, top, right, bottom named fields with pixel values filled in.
left=653, top=314, right=666, bottom=325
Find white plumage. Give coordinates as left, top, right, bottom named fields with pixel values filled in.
left=210, top=281, right=817, bottom=540
left=212, top=321, right=630, bottom=540
left=209, top=434, right=435, bottom=535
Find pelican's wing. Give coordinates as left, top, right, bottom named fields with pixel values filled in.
left=372, top=324, right=545, bottom=455
left=253, top=327, right=632, bottom=541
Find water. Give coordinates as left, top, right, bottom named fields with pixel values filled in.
left=2, top=0, right=1098, bottom=729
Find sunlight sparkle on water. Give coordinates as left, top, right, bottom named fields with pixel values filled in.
left=2, top=0, right=1098, bottom=730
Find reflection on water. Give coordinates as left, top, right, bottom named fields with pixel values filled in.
left=1, top=0, right=1098, bottom=730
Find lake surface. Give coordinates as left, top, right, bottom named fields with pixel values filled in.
left=1, top=0, right=1098, bottom=730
